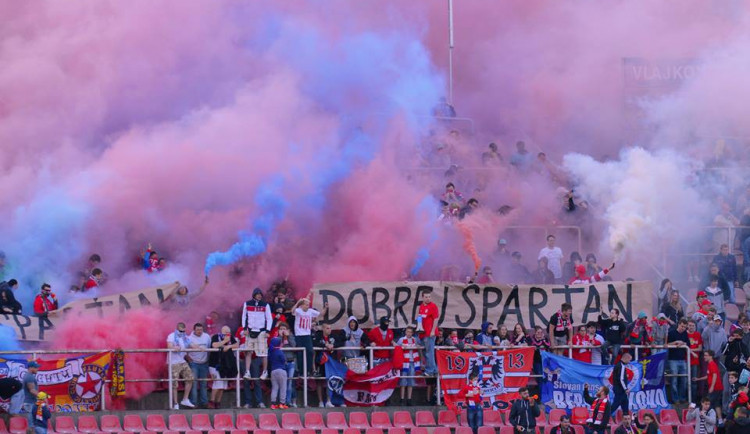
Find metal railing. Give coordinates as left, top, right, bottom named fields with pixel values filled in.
left=0, top=342, right=693, bottom=410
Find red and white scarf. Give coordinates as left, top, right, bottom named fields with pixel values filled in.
left=400, top=336, right=421, bottom=373
left=589, top=397, right=608, bottom=426
left=555, top=311, right=572, bottom=332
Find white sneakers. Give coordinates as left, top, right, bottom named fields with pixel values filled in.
left=260, top=370, right=269, bottom=380
left=243, top=372, right=253, bottom=380
left=258, top=402, right=266, bottom=409
left=173, top=404, right=179, bottom=410
left=318, top=402, right=325, bottom=408
left=325, top=401, right=335, bottom=408
left=180, top=399, right=195, bottom=408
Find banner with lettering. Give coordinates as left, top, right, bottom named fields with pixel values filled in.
left=312, top=281, right=652, bottom=330
left=437, top=347, right=535, bottom=412
left=0, top=352, right=112, bottom=413
left=0, top=282, right=181, bottom=341
left=541, top=351, right=671, bottom=414
left=324, top=358, right=400, bottom=407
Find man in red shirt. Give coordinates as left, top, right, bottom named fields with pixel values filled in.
left=367, top=317, right=395, bottom=366
left=687, top=320, right=703, bottom=404
left=418, top=289, right=440, bottom=376
left=697, top=350, right=724, bottom=422
left=571, top=325, right=592, bottom=363
left=460, top=372, right=483, bottom=434
left=33, top=284, right=58, bottom=317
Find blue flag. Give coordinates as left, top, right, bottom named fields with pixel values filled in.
left=324, top=358, right=348, bottom=406
left=541, top=351, right=672, bottom=414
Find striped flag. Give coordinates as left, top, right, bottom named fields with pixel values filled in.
left=324, top=358, right=401, bottom=407
left=437, top=347, right=534, bottom=413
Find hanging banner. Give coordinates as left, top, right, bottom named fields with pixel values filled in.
left=0, top=352, right=112, bottom=413
left=324, top=358, right=400, bottom=407
left=437, top=347, right=535, bottom=412
left=0, top=282, right=181, bottom=341
left=541, top=352, right=671, bottom=414
left=312, top=281, right=652, bottom=330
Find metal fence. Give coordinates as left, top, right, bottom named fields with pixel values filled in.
left=0, top=343, right=693, bottom=410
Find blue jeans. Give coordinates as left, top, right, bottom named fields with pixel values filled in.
left=22, top=403, right=34, bottom=426
left=242, top=357, right=263, bottom=407
left=727, top=280, right=737, bottom=304
left=189, top=362, right=209, bottom=406
left=690, top=364, right=699, bottom=404
left=285, top=361, right=297, bottom=404
left=600, top=341, right=621, bottom=365
left=35, top=427, right=48, bottom=434
left=668, top=360, right=687, bottom=402
left=423, top=336, right=437, bottom=375
left=466, top=405, right=483, bottom=434
left=296, top=335, right=314, bottom=375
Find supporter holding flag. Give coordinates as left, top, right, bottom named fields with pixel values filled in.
left=583, top=383, right=611, bottom=434
left=598, top=308, right=626, bottom=365
left=142, top=243, right=160, bottom=272
left=241, top=288, right=273, bottom=380
left=568, top=262, right=614, bottom=285
left=396, top=325, right=421, bottom=406
left=460, top=372, right=483, bottom=434
left=417, top=289, right=440, bottom=376
left=314, top=324, right=343, bottom=407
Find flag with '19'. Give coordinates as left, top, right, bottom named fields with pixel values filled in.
left=437, top=347, right=535, bottom=413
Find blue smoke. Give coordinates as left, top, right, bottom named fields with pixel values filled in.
left=409, top=196, right=440, bottom=277
left=204, top=176, right=287, bottom=275
left=0, top=324, right=22, bottom=357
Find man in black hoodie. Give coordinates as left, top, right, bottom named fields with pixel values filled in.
left=599, top=308, right=626, bottom=365
left=0, top=279, right=22, bottom=314
left=509, top=387, right=541, bottom=433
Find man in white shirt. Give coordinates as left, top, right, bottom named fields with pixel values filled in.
left=587, top=322, right=605, bottom=365
left=166, top=322, right=195, bottom=409
left=293, top=297, right=327, bottom=376
left=538, top=235, right=563, bottom=282
left=188, top=323, right=212, bottom=408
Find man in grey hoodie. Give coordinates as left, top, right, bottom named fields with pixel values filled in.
left=702, top=315, right=728, bottom=362
left=343, top=316, right=368, bottom=359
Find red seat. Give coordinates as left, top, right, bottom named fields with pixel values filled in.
left=392, top=412, right=414, bottom=429
left=299, top=430, right=317, bottom=434
left=659, top=427, right=674, bottom=434
left=214, top=414, right=234, bottom=431
left=255, top=431, right=272, bottom=434
left=478, top=427, right=496, bottom=434
left=185, top=431, right=202, bottom=434
left=164, top=431, right=180, bottom=434
left=9, top=417, right=28, bottom=434
left=456, top=427, right=473, bottom=434
left=434, top=428, right=452, bottom=434
left=326, top=412, right=349, bottom=430
left=437, top=410, right=459, bottom=428
left=231, top=431, right=248, bottom=434
left=55, top=416, right=77, bottom=434
left=259, top=414, right=280, bottom=431
left=411, top=428, right=429, bottom=434
left=638, top=409, right=657, bottom=422
left=304, top=413, right=326, bottom=430
left=123, top=415, right=145, bottom=433
left=677, top=427, right=694, bottom=434
left=483, top=410, right=503, bottom=428
left=0, top=419, right=8, bottom=434
left=499, top=428, right=514, bottom=434
left=571, top=407, right=589, bottom=425
left=77, top=416, right=98, bottom=434
left=548, top=409, right=567, bottom=426
left=277, top=430, right=294, bottom=434
left=681, top=409, right=689, bottom=424
left=371, top=412, right=392, bottom=429
left=324, top=430, right=343, bottom=434
left=236, top=414, right=256, bottom=431
left=146, top=415, right=167, bottom=433
left=209, top=431, right=226, bottom=434
left=281, top=414, right=303, bottom=431
left=415, top=412, right=436, bottom=427
left=535, top=412, right=547, bottom=427
left=192, top=414, right=213, bottom=431
left=499, top=410, right=510, bottom=426
left=660, top=409, right=680, bottom=426
left=167, top=415, right=189, bottom=432
left=343, top=429, right=361, bottom=434
left=366, top=429, right=384, bottom=434
left=349, top=412, right=371, bottom=430
left=388, top=429, right=406, bottom=434
left=459, top=410, right=469, bottom=427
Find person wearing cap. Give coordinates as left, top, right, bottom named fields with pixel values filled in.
left=687, top=290, right=709, bottom=320
left=666, top=319, right=690, bottom=404
left=651, top=313, right=671, bottom=346
left=701, top=315, right=728, bottom=361
left=30, top=392, right=51, bottom=434
left=22, top=361, right=40, bottom=421
left=692, top=297, right=713, bottom=333
left=367, top=316, right=395, bottom=366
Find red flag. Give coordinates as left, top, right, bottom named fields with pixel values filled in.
left=392, top=346, right=404, bottom=371
left=437, top=348, right=535, bottom=413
